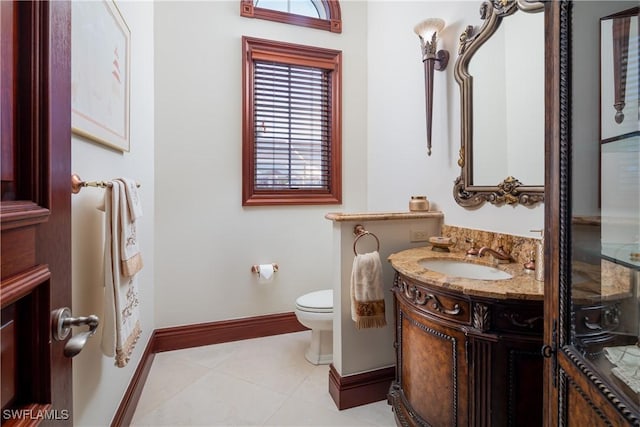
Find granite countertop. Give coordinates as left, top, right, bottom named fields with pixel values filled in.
left=572, top=259, right=635, bottom=303
left=388, top=246, right=544, bottom=301
left=325, top=211, right=443, bottom=222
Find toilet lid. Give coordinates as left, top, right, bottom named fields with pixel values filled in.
left=296, top=289, right=333, bottom=312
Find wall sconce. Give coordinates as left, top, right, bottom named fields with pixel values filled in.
left=414, top=18, right=449, bottom=156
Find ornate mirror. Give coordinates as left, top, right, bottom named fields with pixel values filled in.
left=454, top=0, right=545, bottom=207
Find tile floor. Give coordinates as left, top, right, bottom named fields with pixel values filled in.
left=131, top=331, right=396, bottom=426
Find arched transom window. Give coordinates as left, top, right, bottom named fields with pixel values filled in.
left=255, top=0, right=327, bottom=19
left=240, top=0, right=341, bottom=33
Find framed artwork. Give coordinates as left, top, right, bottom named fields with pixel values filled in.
left=600, top=7, right=639, bottom=144
left=72, top=0, right=130, bottom=152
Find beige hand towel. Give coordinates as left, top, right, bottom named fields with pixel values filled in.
left=350, top=251, right=387, bottom=329
left=115, top=178, right=143, bottom=277
left=100, top=180, right=142, bottom=367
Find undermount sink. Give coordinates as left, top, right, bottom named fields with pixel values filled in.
left=419, top=259, right=513, bottom=281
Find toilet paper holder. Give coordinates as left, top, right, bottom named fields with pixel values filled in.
left=251, top=263, right=279, bottom=274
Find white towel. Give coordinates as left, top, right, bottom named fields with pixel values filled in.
left=118, top=178, right=143, bottom=277
left=350, top=251, right=386, bottom=329
left=604, top=345, right=640, bottom=393
left=99, top=180, right=142, bottom=367
left=604, top=345, right=640, bottom=369
left=612, top=365, right=640, bottom=394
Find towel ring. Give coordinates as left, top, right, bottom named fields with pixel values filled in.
left=353, top=225, right=380, bottom=255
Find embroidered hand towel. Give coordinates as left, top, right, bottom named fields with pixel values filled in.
left=121, top=177, right=143, bottom=220
left=99, top=180, right=142, bottom=367
left=350, top=251, right=387, bottom=329
left=116, top=178, right=143, bottom=277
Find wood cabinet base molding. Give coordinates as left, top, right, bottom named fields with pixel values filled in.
left=328, top=364, right=395, bottom=410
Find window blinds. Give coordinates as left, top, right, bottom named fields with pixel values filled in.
left=253, top=60, right=331, bottom=191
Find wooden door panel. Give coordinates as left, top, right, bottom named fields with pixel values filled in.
left=393, top=307, right=469, bottom=427
left=0, top=275, right=54, bottom=424
left=559, top=365, right=631, bottom=427
left=1, top=306, right=17, bottom=409
left=564, top=378, right=610, bottom=427
left=402, top=313, right=459, bottom=425
left=490, top=339, right=543, bottom=427
left=0, top=1, right=72, bottom=425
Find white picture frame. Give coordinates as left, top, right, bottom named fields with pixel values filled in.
left=72, top=0, right=130, bottom=152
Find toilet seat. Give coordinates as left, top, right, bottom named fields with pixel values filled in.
left=295, top=289, right=333, bottom=313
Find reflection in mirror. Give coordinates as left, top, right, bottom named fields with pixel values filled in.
left=600, top=8, right=639, bottom=142
left=570, top=3, right=639, bottom=410
left=454, top=0, right=545, bottom=207
left=469, top=11, right=544, bottom=185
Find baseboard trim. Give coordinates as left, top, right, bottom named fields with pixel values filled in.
left=111, top=312, right=307, bottom=427
left=153, top=311, right=307, bottom=353
left=328, top=364, right=395, bottom=410
left=110, top=330, right=157, bottom=427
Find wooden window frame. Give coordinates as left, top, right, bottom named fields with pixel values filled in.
left=242, top=36, right=342, bottom=206
left=240, top=0, right=342, bottom=33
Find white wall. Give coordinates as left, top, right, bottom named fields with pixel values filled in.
left=152, top=0, right=554, bottom=330
left=71, top=2, right=155, bottom=425
left=154, top=1, right=368, bottom=327
left=331, top=216, right=443, bottom=376
left=367, top=1, right=544, bottom=236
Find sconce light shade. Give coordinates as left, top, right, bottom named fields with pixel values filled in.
left=414, top=18, right=445, bottom=41
left=415, top=18, right=449, bottom=156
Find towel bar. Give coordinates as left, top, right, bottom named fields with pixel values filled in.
left=71, top=173, right=140, bottom=194
left=353, top=225, right=380, bottom=255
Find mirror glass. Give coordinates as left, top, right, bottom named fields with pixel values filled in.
left=454, top=0, right=545, bottom=207
left=570, top=4, right=639, bottom=409
left=469, top=11, right=545, bottom=185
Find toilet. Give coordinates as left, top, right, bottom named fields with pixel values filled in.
left=294, top=289, right=333, bottom=365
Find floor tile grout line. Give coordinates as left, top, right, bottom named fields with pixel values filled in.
left=133, top=333, right=312, bottom=425
left=132, top=353, right=217, bottom=421
left=131, top=331, right=396, bottom=426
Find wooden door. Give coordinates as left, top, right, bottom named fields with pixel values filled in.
left=545, top=1, right=640, bottom=425
left=1, top=1, right=73, bottom=425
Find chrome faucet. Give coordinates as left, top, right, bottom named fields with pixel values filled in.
left=478, top=246, right=513, bottom=263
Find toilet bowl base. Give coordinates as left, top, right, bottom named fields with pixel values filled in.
left=304, top=329, right=332, bottom=365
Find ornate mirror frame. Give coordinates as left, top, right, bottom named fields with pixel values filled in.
left=453, top=0, right=545, bottom=207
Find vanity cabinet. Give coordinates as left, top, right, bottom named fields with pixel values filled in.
left=388, top=273, right=543, bottom=427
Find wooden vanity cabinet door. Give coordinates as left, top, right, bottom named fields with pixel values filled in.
left=392, top=301, right=469, bottom=427
left=487, top=335, right=543, bottom=427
